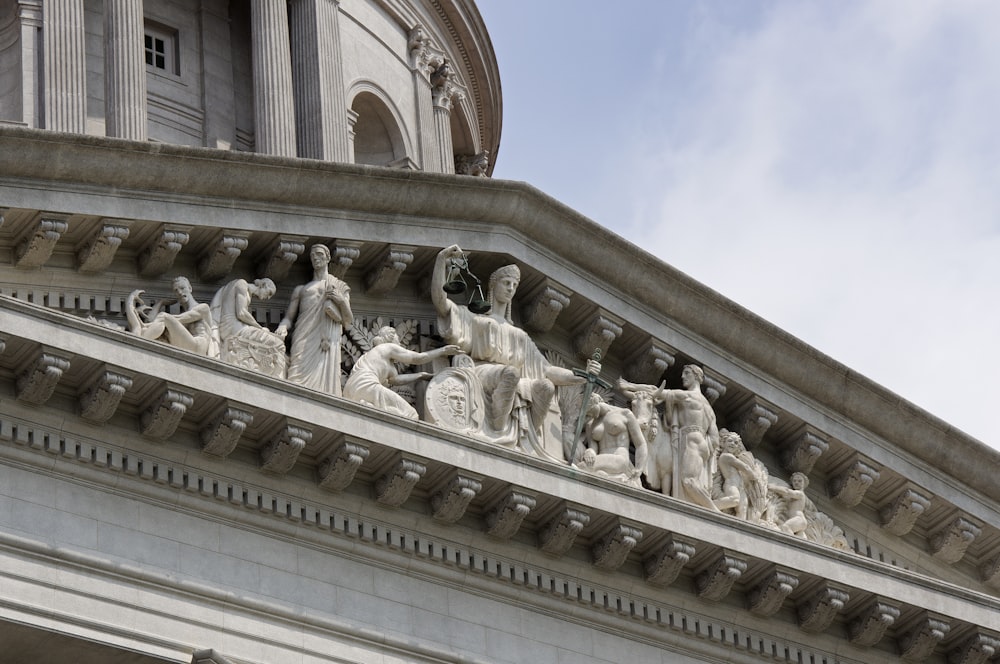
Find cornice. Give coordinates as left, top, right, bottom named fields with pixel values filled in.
left=0, top=298, right=998, bottom=649
left=0, top=126, right=995, bottom=509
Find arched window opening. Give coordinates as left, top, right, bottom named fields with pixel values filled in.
left=450, top=103, right=488, bottom=176
left=350, top=91, right=407, bottom=167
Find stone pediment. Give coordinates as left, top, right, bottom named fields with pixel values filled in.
left=1, top=126, right=999, bottom=661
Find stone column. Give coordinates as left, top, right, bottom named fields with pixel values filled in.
left=408, top=26, right=441, bottom=171
left=289, top=0, right=349, bottom=161
left=15, top=1, right=43, bottom=128
left=431, top=68, right=462, bottom=175
left=104, top=0, right=147, bottom=140
left=43, top=0, right=87, bottom=133
left=250, top=0, right=297, bottom=156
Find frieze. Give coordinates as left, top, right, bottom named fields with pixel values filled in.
left=0, top=409, right=997, bottom=663
left=61, top=245, right=877, bottom=559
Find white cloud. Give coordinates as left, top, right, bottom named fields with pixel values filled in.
left=619, top=1, right=1000, bottom=444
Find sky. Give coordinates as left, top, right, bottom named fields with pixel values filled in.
left=476, top=0, right=1000, bottom=449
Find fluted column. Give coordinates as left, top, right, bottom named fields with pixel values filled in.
left=250, top=0, right=297, bottom=156
left=408, top=26, right=441, bottom=171
left=289, top=0, right=349, bottom=161
left=104, top=0, right=147, bottom=139
left=43, top=0, right=87, bottom=133
left=431, top=70, right=462, bottom=175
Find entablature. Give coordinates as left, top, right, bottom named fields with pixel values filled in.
left=0, top=299, right=998, bottom=663
left=1, top=127, right=999, bottom=601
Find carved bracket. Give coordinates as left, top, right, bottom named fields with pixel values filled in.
left=15, top=350, right=71, bottom=405
left=796, top=584, right=849, bottom=633
left=317, top=437, right=370, bottom=492
left=730, top=398, right=778, bottom=449
left=259, top=422, right=312, bottom=474
left=929, top=516, right=981, bottom=564
left=139, top=386, right=194, bottom=440
left=747, top=567, right=799, bottom=617
left=700, top=368, right=728, bottom=405
left=138, top=225, right=191, bottom=277
left=573, top=310, right=624, bottom=360
left=694, top=552, right=747, bottom=601
left=828, top=454, right=881, bottom=507
left=948, top=630, right=1000, bottom=664
left=898, top=613, right=951, bottom=662
left=256, top=235, right=306, bottom=282
left=374, top=453, right=426, bottom=507
left=329, top=240, right=363, bottom=279
left=981, top=553, right=1000, bottom=589
left=484, top=489, right=536, bottom=540
left=15, top=217, right=68, bottom=269
left=520, top=281, right=572, bottom=333
left=538, top=503, right=590, bottom=556
left=78, top=368, right=133, bottom=423
left=430, top=471, right=482, bottom=523
left=200, top=405, right=254, bottom=458
left=879, top=486, right=932, bottom=536
left=848, top=598, right=900, bottom=647
left=780, top=425, right=830, bottom=475
left=198, top=230, right=251, bottom=282
left=643, top=534, right=695, bottom=587
left=623, top=339, right=675, bottom=386
left=76, top=221, right=130, bottom=273
left=365, top=245, right=415, bottom=296
left=592, top=521, right=643, bottom=571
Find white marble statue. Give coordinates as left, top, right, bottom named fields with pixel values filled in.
left=210, top=277, right=286, bottom=378
left=425, top=353, right=488, bottom=432
left=126, top=276, right=218, bottom=357
left=429, top=245, right=588, bottom=453
left=712, top=429, right=768, bottom=521
left=767, top=472, right=810, bottom=538
left=577, top=393, right=648, bottom=488
left=621, top=366, right=720, bottom=511
left=277, top=244, right=354, bottom=396
left=344, top=325, right=461, bottom=419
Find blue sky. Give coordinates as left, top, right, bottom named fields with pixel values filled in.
left=477, top=1, right=1000, bottom=448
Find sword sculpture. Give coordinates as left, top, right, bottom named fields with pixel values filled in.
left=568, top=349, right=611, bottom=465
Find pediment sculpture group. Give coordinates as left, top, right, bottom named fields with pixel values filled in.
left=123, top=243, right=848, bottom=549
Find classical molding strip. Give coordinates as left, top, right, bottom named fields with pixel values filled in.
left=0, top=415, right=992, bottom=664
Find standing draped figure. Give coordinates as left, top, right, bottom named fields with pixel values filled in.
left=277, top=244, right=354, bottom=395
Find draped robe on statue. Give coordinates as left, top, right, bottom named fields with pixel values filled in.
left=438, top=303, right=562, bottom=456
left=286, top=276, right=350, bottom=395
left=343, top=347, right=418, bottom=419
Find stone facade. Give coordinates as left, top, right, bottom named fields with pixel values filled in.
left=0, top=2, right=998, bottom=664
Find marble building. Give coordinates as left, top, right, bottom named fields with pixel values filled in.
left=0, top=1, right=998, bottom=663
